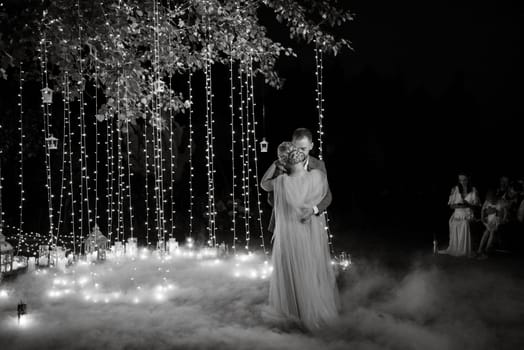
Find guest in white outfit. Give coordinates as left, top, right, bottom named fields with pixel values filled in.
left=440, top=173, right=480, bottom=257
left=261, top=143, right=339, bottom=330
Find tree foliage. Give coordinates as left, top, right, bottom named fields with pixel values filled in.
left=1, top=0, right=352, bottom=124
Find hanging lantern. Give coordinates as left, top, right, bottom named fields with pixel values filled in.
left=45, top=135, right=58, bottom=150
left=260, top=137, right=268, bottom=153
left=0, top=233, right=14, bottom=275
left=154, top=79, right=166, bottom=93
left=41, top=87, right=53, bottom=104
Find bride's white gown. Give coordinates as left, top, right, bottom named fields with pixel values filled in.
left=263, top=168, right=339, bottom=330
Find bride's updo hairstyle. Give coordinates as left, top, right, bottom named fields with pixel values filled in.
left=287, top=149, right=306, bottom=165
left=277, top=141, right=295, bottom=164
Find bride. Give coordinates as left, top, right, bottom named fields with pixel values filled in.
left=261, top=143, right=339, bottom=330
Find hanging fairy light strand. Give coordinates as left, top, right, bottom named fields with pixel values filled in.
left=94, top=52, right=100, bottom=229
left=314, top=45, right=325, bottom=161
left=116, top=73, right=125, bottom=243
left=238, top=63, right=250, bottom=251
left=152, top=0, right=166, bottom=245
left=106, top=99, right=115, bottom=246
left=77, top=0, right=92, bottom=253
left=16, top=63, right=25, bottom=254
left=247, top=56, right=266, bottom=256
left=39, top=21, right=55, bottom=250
left=64, top=71, right=77, bottom=256
left=314, top=43, right=334, bottom=254
left=55, top=74, right=70, bottom=249
left=187, top=71, right=194, bottom=241
left=143, top=93, right=151, bottom=246
left=124, top=70, right=135, bottom=240
left=229, top=51, right=237, bottom=254
left=167, top=5, right=176, bottom=240
left=243, top=65, right=252, bottom=251
left=204, top=10, right=217, bottom=248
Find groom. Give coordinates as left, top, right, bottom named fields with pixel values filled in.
left=264, top=128, right=332, bottom=232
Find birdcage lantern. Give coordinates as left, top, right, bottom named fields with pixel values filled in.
left=45, top=135, right=58, bottom=150
left=154, top=79, right=166, bottom=93
left=83, top=224, right=108, bottom=261
left=260, top=137, right=268, bottom=153
left=0, top=233, right=14, bottom=274
left=41, top=87, right=53, bottom=104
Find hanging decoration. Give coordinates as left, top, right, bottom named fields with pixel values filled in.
left=41, top=87, right=53, bottom=104
left=16, top=63, right=25, bottom=254
left=39, top=15, right=56, bottom=252
left=247, top=56, right=267, bottom=256
left=187, top=71, right=194, bottom=242
left=124, top=72, right=135, bottom=241
left=65, top=71, right=77, bottom=256
left=259, top=137, right=268, bottom=153
left=314, top=43, right=334, bottom=255
left=204, top=10, right=217, bottom=248
left=229, top=51, right=237, bottom=254
left=54, top=73, right=69, bottom=253
left=238, top=63, right=251, bottom=252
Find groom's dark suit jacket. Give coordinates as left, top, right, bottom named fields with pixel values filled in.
left=265, top=155, right=332, bottom=233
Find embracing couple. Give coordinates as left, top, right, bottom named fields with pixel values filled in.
left=260, top=128, right=339, bottom=331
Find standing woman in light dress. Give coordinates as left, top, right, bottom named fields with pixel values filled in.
left=440, top=173, right=480, bottom=257
left=261, top=144, right=339, bottom=330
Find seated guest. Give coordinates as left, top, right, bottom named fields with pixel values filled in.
left=498, top=182, right=520, bottom=251
left=477, top=189, right=504, bottom=259
left=440, top=172, right=480, bottom=257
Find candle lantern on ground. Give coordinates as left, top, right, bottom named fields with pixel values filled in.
left=0, top=233, right=14, bottom=276
left=157, top=239, right=166, bottom=253
left=113, top=241, right=124, bottom=257
left=83, top=225, right=108, bottom=261
left=126, top=237, right=138, bottom=257
left=50, top=246, right=66, bottom=269
left=167, top=238, right=178, bottom=254
left=37, top=244, right=50, bottom=267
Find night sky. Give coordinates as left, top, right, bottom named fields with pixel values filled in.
left=258, top=0, right=524, bottom=238
left=1, top=0, right=524, bottom=243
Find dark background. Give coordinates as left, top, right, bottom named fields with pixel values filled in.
left=1, top=0, right=524, bottom=251
left=257, top=0, right=524, bottom=249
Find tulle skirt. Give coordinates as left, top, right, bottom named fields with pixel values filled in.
left=269, top=215, right=340, bottom=330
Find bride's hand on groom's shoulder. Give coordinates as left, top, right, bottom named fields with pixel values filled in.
left=273, top=160, right=288, bottom=174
